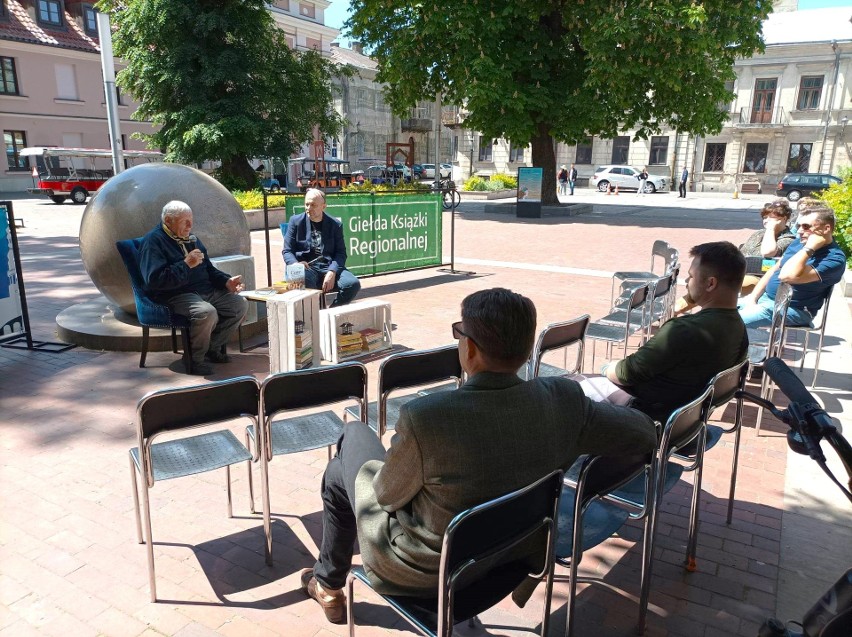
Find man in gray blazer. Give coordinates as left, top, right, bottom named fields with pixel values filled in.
left=300, top=288, right=658, bottom=623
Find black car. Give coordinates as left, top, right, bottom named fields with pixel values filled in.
left=776, top=173, right=841, bottom=201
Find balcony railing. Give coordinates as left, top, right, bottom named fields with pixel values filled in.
left=735, top=106, right=789, bottom=127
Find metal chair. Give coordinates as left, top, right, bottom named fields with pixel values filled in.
left=610, top=240, right=679, bottom=302
left=604, top=384, right=715, bottom=632
left=604, top=268, right=679, bottom=344
left=584, top=283, right=650, bottom=371
left=249, top=362, right=368, bottom=563
left=522, top=315, right=590, bottom=380
left=128, top=376, right=259, bottom=601
left=116, top=238, right=192, bottom=373
left=783, top=285, right=834, bottom=388
left=555, top=452, right=655, bottom=637
left=343, top=345, right=463, bottom=439
left=746, top=283, right=792, bottom=435
left=346, top=470, right=564, bottom=637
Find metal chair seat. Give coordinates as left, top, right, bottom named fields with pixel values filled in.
left=343, top=382, right=458, bottom=434
left=247, top=411, right=344, bottom=456
left=609, top=462, right=684, bottom=501
left=585, top=321, right=631, bottom=342
left=131, top=430, right=251, bottom=482
left=554, top=487, right=630, bottom=557
left=613, top=270, right=657, bottom=282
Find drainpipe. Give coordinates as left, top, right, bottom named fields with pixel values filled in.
left=818, top=41, right=841, bottom=173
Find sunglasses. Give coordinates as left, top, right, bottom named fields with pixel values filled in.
left=451, top=321, right=481, bottom=349
left=799, top=223, right=815, bottom=231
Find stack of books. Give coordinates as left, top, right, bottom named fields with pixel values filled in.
left=338, top=331, right=364, bottom=358
left=294, top=329, right=313, bottom=369
left=360, top=327, right=384, bottom=352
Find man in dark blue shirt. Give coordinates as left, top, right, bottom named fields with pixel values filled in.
left=739, top=204, right=846, bottom=328
left=139, top=200, right=247, bottom=375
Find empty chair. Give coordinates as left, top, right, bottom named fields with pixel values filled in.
left=746, top=283, right=792, bottom=435
left=346, top=470, right=564, bottom=637
left=783, top=284, right=834, bottom=388
left=343, top=345, right=463, bottom=438
left=584, top=283, right=650, bottom=371
left=116, top=238, right=193, bottom=373
left=610, top=239, right=679, bottom=301
left=249, top=362, right=368, bottom=562
left=128, top=376, right=259, bottom=601
left=554, top=452, right=655, bottom=637
left=523, top=315, right=590, bottom=380
left=604, top=268, right=679, bottom=344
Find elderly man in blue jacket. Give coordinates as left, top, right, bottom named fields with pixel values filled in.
left=283, top=188, right=361, bottom=306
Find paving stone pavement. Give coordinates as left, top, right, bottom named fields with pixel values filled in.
left=1, top=191, right=850, bottom=636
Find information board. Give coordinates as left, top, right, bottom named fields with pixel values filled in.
left=285, top=193, right=443, bottom=276
left=517, top=167, right=543, bottom=218
left=0, top=202, right=25, bottom=342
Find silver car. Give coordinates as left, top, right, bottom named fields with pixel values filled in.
left=590, top=165, right=669, bottom=193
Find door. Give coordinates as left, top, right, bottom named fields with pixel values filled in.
left=751, top=79, right=777, bottom=124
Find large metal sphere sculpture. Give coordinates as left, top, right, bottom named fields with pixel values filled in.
left=79, top=162, right=251, bottom=314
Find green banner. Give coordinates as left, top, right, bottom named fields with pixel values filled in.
left=285, top=193, right=443, bottom=276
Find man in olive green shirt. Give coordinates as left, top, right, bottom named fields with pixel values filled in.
left=602, top=242, right=748, bottom=421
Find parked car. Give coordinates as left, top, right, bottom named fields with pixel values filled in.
left=775, top=173, right=840, bottom=201
left=590, top=165, right=669, bottom=193
left=412, top=163, right=423, bottom=178
left=421, top=163, right=452, bottom=179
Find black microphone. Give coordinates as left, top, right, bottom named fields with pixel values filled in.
left=764, top=357, right=827, bottom=462
left=187, top=234, right=198, bottom=251
left=764, top=357, right=815, bottom=406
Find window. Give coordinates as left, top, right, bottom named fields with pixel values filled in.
left=478, top=137, right=493, bottom=162
left=285, top=34, right=295, bottom=49
left=648, top=136, right=669, bottom=165
left=703, top=143, right=726, bottom=172
left=54, top=63, right=78, bottom=100
left=743, top=143, right=768, bottom=173
left=611, top=136, right=629, bottom=164
left=305, top=36, right=321, bottom=51
left=4, top=130, right=28, bottom=171
left=575, top=136, right=592, bottom=164
left=83, top=5, right=97, bottom=35
left=717, top=80, right=735, bottom=113
left=508, top=143, right=524, bottom=162
left=38, top=0, right=63, bottom=26
left=797, top=76, right=823, bottom=110
left=273, top=0, right=289, bottom=9
left=1, top=57, right=19, bottom=95
left=299, top=2, right=315, bottom=18
left=452, top=134, right=459, bottom=158
left=330, top=137, right=338, bottom=158
left=786, top=143, right=812, bottom=173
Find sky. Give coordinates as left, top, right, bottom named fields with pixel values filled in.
left=324, top=0, right=851, bottom=43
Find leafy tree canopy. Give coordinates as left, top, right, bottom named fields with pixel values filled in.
left=347, top=0, right=772, bottom=202
left=99, top=0, right=345, bottom=189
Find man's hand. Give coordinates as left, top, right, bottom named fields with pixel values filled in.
left=805, top=226, right=832, bottom=252
left=226, top=275, right=244, bottom=294
left=322, top=271, right=336, bottom=293
left=185, top=249, right=204, bottom=268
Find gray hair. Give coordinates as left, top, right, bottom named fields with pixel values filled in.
left=161, top=200, right=192, bottom=222
left=305, top=188, right=325, bottom=201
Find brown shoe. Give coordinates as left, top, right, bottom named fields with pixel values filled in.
left=300, top=568, right=346, bottom=624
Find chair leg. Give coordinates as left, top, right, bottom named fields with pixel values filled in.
left=129, top=453, right=143, bottom=544
left=260, top=430, right=273, bottom=565
left=755, top=372, right=771, bottom=436
left=245, top=430, right=256, bottom=515
left=726, top=398, right=745, bottom=525
left=798, top=331, right=807, bottom=372
left=139, top=467, right=157, bottom=602
left=181, top=328, right=193, bottom=374
left=226, top=465, right=233, bottom=518
left=812, top=330, right=825, bottom=388
left=638, top=463, right=663, bottom=635
left=346, top=573, right=357, bottom=637
left=684, top=431, right=706, bottom=572
left=565, top=510, right=585, bottom=637
left=171, top=327, right=178, bottom=354
left=140, top=326, right=149, bottom=368
left=540, top=561, right=555, bottom=637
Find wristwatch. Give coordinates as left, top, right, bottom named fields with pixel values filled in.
left=804, top=247, right=816, bottom=257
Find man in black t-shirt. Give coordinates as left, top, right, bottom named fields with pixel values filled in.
left=283, top=189, right=361, bottom=306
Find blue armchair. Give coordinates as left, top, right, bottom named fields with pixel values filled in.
left=115, top=238, right=192, bottom=373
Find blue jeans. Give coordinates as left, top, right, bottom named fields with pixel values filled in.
left=737, top=293, right=814, bottom=328
left=569, top=179, right=576, bottom=195
left=304, top=265, right=361, bottom=306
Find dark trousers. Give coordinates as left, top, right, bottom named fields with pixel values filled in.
left=313, top=422, right=385, bottom=590
left=304, top=265, right=361, bottom=306
left=679, top=181, right=687, bottom=198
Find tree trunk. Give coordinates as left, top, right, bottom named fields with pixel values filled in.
left=531, top=125, right=558, bottom=205
left=221, top=155, right=258, bottom=189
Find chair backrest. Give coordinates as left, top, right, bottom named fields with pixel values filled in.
left=137, top=376, right=261, bottom=443
left=767, top=282, right=793, bottom=355
left=116, top=237, right=147, bottom=295
left=575, top=452, right=653, bottom=511
left=261, top=361, right=368, bottom=417
left=530, top=315, right=590, bottom=377
left=626, top=283, right=650, bottom=311
left=787, top=284, right=834, bottom=333
left=650, top=240, right=678, bottom=275
left=438, top=470, right=564, bottom=634
left=708, top=359, right=749, bottom=410
left=279, top=222, right=288, bottom=239
left=661, top=384, right=714, bottom=457
left=378, top=344, right=463, bottom=398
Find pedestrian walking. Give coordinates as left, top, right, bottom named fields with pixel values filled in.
left=679, top=167, right=688, bottom=198
left=558, top=165, right=568, bottom=196
left=569, top=163, right=578, bottom=195
left=637, top=166, right=648, bottom=195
